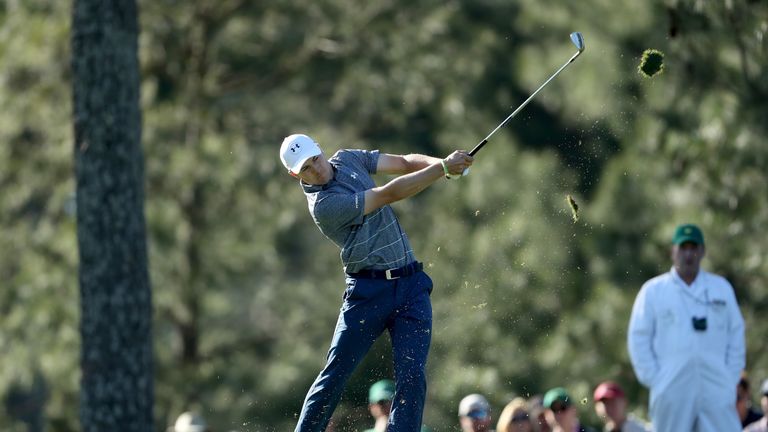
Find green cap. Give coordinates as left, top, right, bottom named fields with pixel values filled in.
left=672, top=223, right=704, bottom=245
left=543, top=387, right=571, bottom=409
left=368, top=379, right=395, bottom=404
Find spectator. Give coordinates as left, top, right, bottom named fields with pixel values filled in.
left=459, top=394, right=494, bottom=432
left=324, top=416, right=336, bottom=432
left=628, top=223, right=745, bottom=432
left=528, top=395, right=552, bottom=432
left=592, top=381, right=649, bottom=432
left=169, top=412, right=210, bottom=432
left=362, top=379, right=431, bottom=432
left=497, top=397, right=533, bottom=432
left=364, top=379, right=395, bottom=432
left=739, top=373, right=763, bottom=428
left=743, top=379, right=768, bottom=432
left=542, top=387, right=596, bottom=432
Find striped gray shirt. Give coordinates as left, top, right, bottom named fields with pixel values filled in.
left=301, top=149, right=416, bottom=274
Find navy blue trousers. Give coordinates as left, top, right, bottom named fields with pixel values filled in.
left=294, top=270, right=433, bottom=432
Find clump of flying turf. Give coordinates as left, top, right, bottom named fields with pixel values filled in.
left=638, top=49, right=664, bottom=78
left=566, top=195, right=579, bottom=223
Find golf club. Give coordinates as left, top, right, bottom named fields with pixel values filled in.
left=459, top=32, right=585, bottom=176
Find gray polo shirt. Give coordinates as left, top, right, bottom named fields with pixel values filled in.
left=301, top=149, right=416, bottom=274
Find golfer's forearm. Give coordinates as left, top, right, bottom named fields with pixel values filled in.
left=401, top=154, right=444, bottom=173
left=364, top=163, right=443, bottom=213
left=381, top=163, right=444, bottom=200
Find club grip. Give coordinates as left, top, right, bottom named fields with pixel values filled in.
left=468, top=139, right=487, bottom=156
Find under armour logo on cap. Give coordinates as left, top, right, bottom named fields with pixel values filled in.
left=279, top=134, right=322, bottom=174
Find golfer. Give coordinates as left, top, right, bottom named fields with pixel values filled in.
left=280, top=133, right=473, bottom=432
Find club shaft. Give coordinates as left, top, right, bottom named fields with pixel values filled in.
left=468, top=50, right=582, bottom=156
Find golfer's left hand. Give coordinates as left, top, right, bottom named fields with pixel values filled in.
left=443, top=150, right=473, bottom=177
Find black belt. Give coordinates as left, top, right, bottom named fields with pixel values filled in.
left=347, top=262, right=423, bottom=280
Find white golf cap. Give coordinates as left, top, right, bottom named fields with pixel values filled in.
left=173, top=412, right=207, bottom=432
left=458, top=393, right=491, bottom=418
left=280, top=133, right=322, bottom=174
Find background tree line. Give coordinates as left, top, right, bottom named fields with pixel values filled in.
left=1, top=0, right=766, bottom=430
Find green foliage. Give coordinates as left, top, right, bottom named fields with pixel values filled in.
left=1, top=0, right=767, bottom=430
left=0, top=1, right=79, bottom=430
left=638, top=49, right=664, bottom=78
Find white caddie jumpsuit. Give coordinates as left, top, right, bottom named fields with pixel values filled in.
left=628, top=267, right=745, bottom=432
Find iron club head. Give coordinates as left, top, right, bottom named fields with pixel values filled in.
left=570, top=32, right=585, bottom=52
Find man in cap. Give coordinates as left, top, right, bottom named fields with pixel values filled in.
left=281, top=133, right=473, bottom=432
left=527, top=395, right=552, bottom=432
left=592, top=381, right=649, bottom=432
left=628, top=223, right=746, bottom=432
left=168, top=412, right=209, bottom=432
left=738, top=373, right=764, bottom=428
left=458, top=394, right=494, bottom=432
left=743, top=378, right=768, bottom=432
left=364, top=379, right=396, bottom=432
left=542, top=387, right=596, bottom=432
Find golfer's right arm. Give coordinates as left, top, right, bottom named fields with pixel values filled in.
left=363, top=151, right=470, bottom=215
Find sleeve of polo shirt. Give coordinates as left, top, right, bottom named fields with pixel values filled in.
left=344, top=149, right=379, bottom=174
left=313, top=191, right=365, bottom=230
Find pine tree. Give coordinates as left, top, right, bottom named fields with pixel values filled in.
left=72, top=0, right=154, bottom=430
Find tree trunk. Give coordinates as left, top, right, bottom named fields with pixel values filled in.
left=71, top=0, right=154, bottom=431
